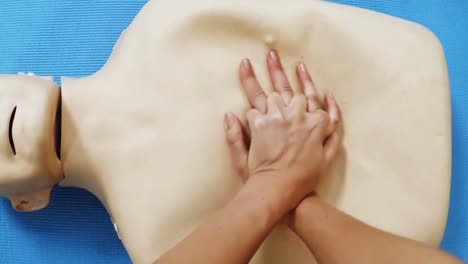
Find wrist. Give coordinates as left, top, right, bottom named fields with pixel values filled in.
left=235, top=174, right=292, bottom=224
left=290, top=195, right=322, bottom=233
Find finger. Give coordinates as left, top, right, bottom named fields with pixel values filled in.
left=246, top=108, right=263, bottom=130
left=296, top=62, right=322, bottom=112
left=239, top=58, right=267, bottom=113
left=224, top=112, right=249, bottom=180
left=267, top=50, right=293, bottom=104
left=323, top=132, right=340, bottom=167
left=288, top=94, right=307, bottom=115
left=312, top=110, right=331, bottom=140
left=325, top=91, right=340, bottom=135
left=267, top=92, right=285, bottom=115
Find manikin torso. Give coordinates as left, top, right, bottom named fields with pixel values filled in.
left=0, top=0, right=451, bottom=263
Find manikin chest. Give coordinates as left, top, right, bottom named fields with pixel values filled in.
left=57, top=0, right=450, bottom=263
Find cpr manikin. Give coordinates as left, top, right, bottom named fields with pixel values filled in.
left=0, top=0, right=451, bottom=263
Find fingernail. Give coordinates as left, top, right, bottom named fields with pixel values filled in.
left=224, top=113, right=235, bottom=130
left=242, top=58, right=251, bottom=68
left=241, top=58, right=252, bottom=74
left=299, top=62, right=307, bottom=73
left=269, top=49, right=278, bottom=61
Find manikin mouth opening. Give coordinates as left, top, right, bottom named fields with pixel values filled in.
left=54, top=90, right=62, bottom=160
left=8, top=106, right=17, bottom=155
left=8, top=98, right=61, bottom=159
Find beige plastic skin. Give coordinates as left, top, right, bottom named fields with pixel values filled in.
left=0, top=0, right=451, bottom=263
left=0, top=74, right=62, bottom=211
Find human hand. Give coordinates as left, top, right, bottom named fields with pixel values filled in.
left=224, top=50, right=341, bottom=212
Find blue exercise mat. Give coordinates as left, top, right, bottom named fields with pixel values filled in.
left=0, top=1, right=467, bottom=263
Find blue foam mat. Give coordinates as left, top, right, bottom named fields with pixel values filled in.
left=0, top=1, right=466, bottom=263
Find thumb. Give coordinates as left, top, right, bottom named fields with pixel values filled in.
left=224, top=112, right=249, bottom=180
left=325, top=92, right=340, bottom=136
left=323, top=132, right=340, bottom=167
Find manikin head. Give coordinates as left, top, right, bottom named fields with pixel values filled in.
left=0, top=74, right=62, bottom=211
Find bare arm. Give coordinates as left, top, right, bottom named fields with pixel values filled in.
left=291, top=195, right=462, bottom=264
left=155, top=176, right=288, bottom=264
left=287, top=54, right=461, bottom=264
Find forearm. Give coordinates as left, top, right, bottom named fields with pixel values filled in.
left=291, top=196, right=462, bottom=264
left=155, top=176, right=287, bottom=264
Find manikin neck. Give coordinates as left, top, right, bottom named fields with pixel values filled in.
left=57, top=77, right=107, bottom=202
